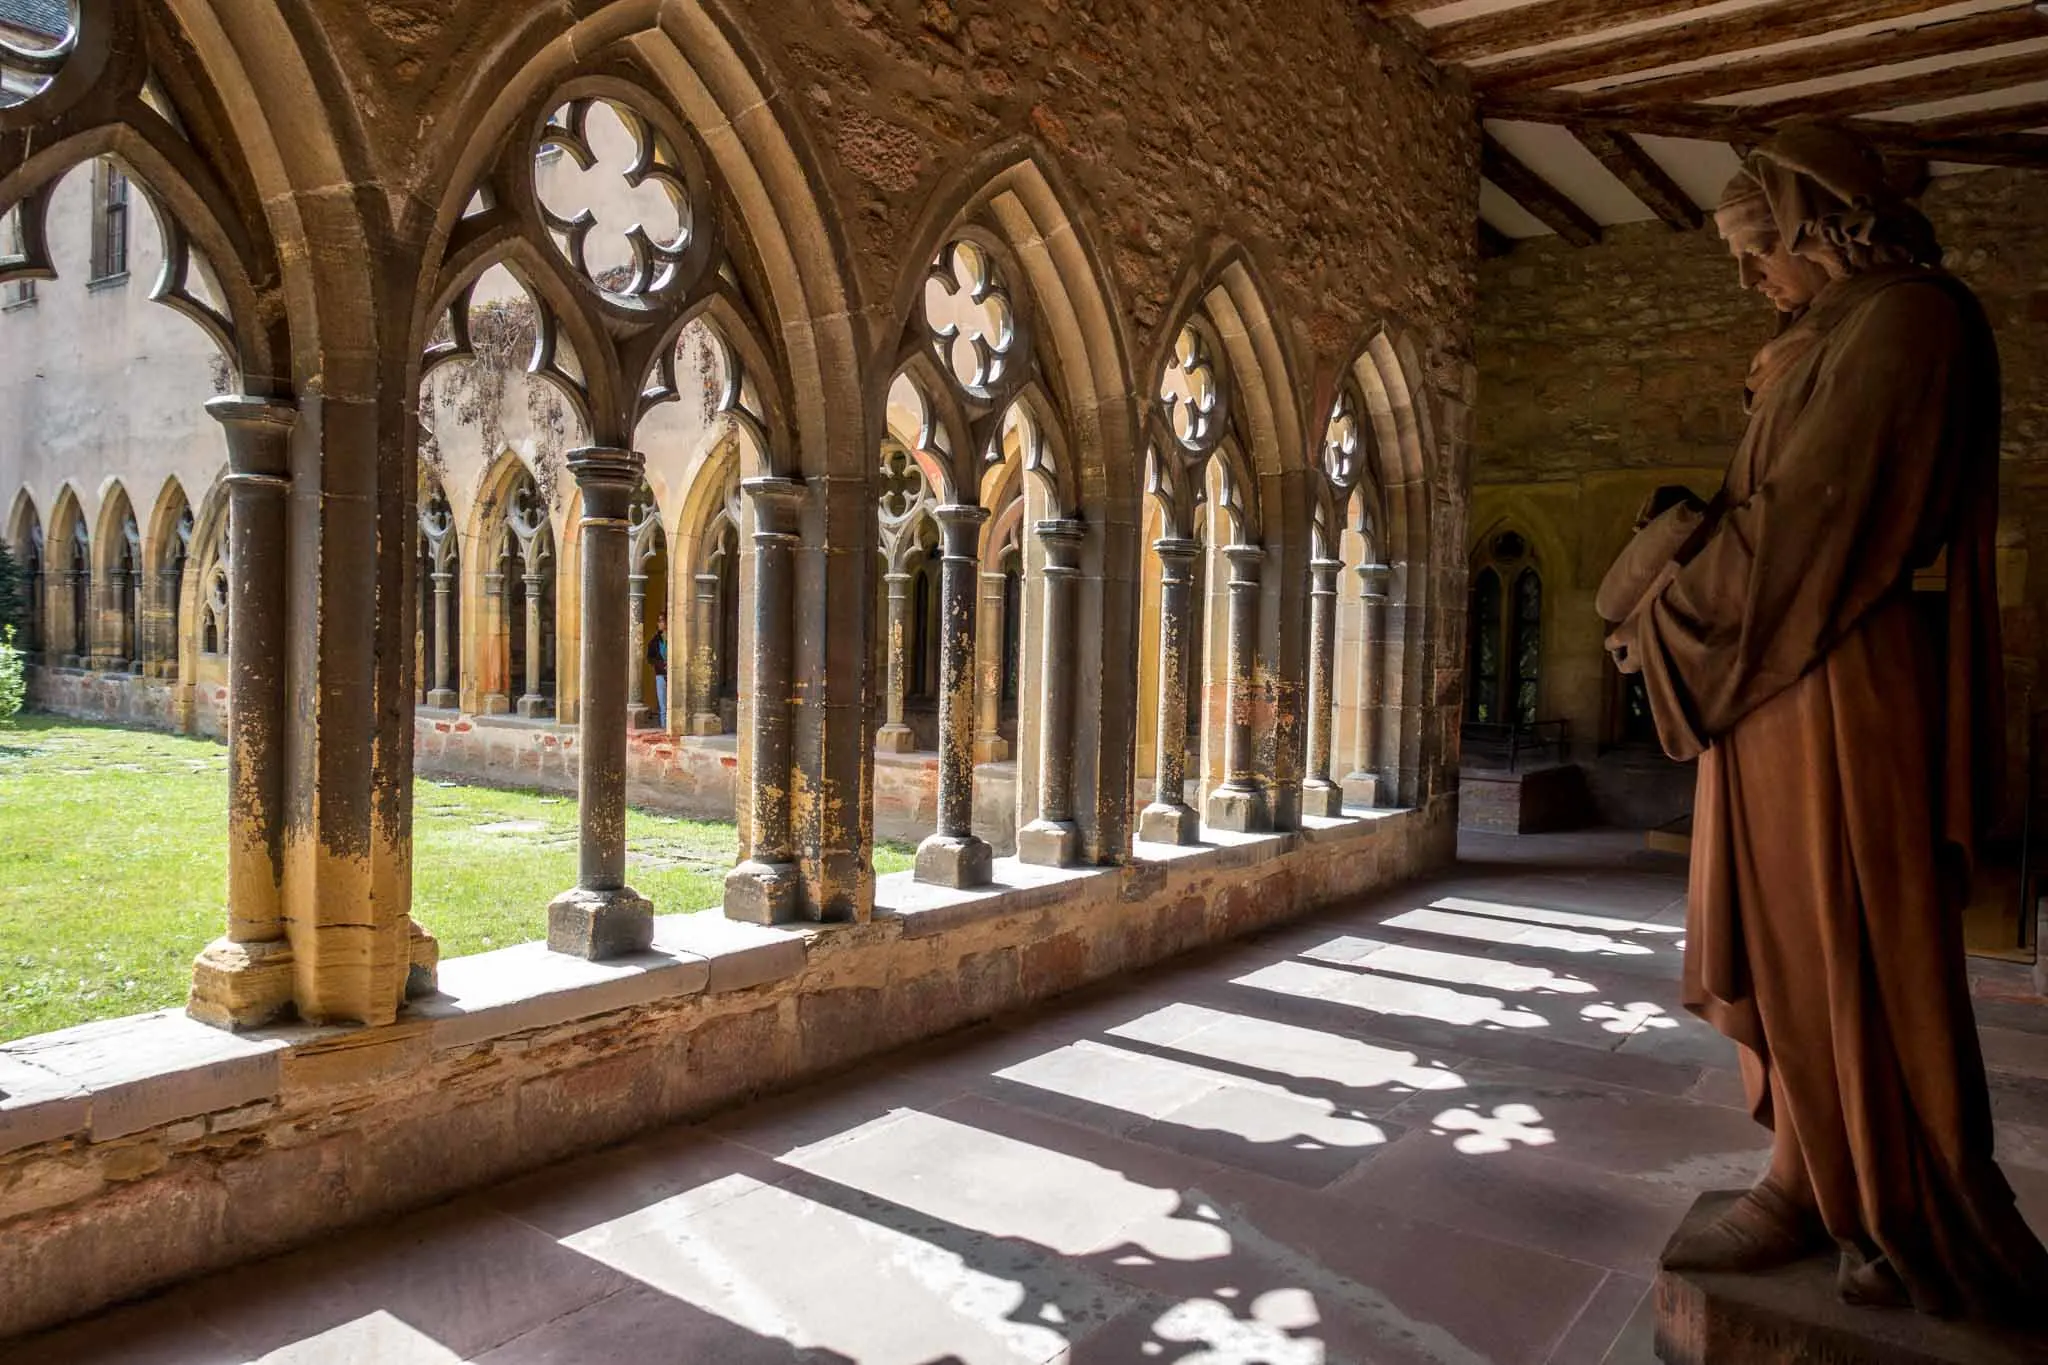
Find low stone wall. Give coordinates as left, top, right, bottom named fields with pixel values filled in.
left=415, top=712, right=1023, bottom=854
left=0, top=800, right=1451, bottom=1342
left=23, top=664, right=224, bottom=739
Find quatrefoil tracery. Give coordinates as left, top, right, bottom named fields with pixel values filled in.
left=1321, top=383, right=1363, bottom=491
left=923, top=239, right=1017, bottom=401
left=535, top=98, right=695, bottom=303
left=1159, top=324, right=1222, bottom=455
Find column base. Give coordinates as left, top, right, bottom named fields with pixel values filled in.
left=547, top=886, right=656, bottom=960
left=1206, top=783, right=1271, bottom=834
left=973, top=734, right=1011, bottom=763
left=1341, top=770, right=1380, bottom=810
left=875, top=724, right=917, bottom=753
left=187, top=936, right=295, bottom=1031
left=426, top=688, right=457, bottom=710
left=627, top=703, right=652, bottom=730
left=516, top=694, right=552, bottom=719
left=482, top=693, right=511, bottom=715
left=688, top=713, right=722, bottom=736
left=724, top=858, right=803, bottom=924
left=914, top=833, right=992, bottom=889
left=1301, top=780, right=1344, bottom=819
left=1016, top=818, right=1080, bottom=867
left=407, top=918, right=441, bottom=998
left=1137, top=800, right=1201, bottom=846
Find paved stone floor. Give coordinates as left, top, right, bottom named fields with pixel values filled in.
left=11, top=831, right=2048, bottom=1364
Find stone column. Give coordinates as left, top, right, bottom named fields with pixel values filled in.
left=516, top=560, right=548, bottom=718
left=688, top=571, right=721, bottom=734
left=973, top=568, right=1010, bottom=762
left=427, top=565, right=456, bottom=709
left=917, top=504, right=992, bottom=887
left=725, top=477, right=806, bottom=923
left=481, top=568, right=509, bottom=713
left=1343, top=562, right=1390, bottom=810
left=1302, top=557, right=1345, bottom=817
left=1139, top=536, right=1202, bottom=844
left=1017, top=518, right=1085, bottom=866
left=626, top=568, right=650, bottom=728
left=189, top=397, right=296, bottom=1029
left=876, top=569, right=916, bottom=752
left=548, top=448, right=654, bottom=959
left=1206, top=543, right=1270, bottom=833
left=153, top=566, right=182, bottom=678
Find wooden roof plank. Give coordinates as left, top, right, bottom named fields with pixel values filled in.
left=1578, top=8, right=2048, bottom=109
left=1473, top=0, right=1964, bottom=94
left=1744, top=46, right=2048, bottom=122
left=1575, top=127, right=1705, bottom=230
left=1482, top=91, right=2048, bottom=168
left=1431, top=0, right=1722, bottom=65
left=1480, top=131, right=1603, bottom=246
left=1912, top=97, right=2048, bottom=137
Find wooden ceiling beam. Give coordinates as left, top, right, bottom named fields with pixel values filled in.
left=1480, top=132, right=1602, bottom=246
left=1430, top=0, right=1722, bottom=65
left=1472, top=0, right=1961, bottom=94
left=1483, top=91, right=2048, bottom=169
left=1578, top=8, right=2048, bottom=110
left=1368, top=0, right=1461, bottom=15
left=1744, top=47, right=2048, bottom=123
left=1911, top=97, right=2048, bottom=138
left=1574, top=127, right=1704, bottom=230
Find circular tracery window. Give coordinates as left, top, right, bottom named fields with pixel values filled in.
left=1159, top=325, right=1220, bottom=453
left=534, top=98, right=694, bottom=301
left=923, top=239, right=1015, bottom=398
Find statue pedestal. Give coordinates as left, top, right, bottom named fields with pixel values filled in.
left=1655, top=1193, right=2046, bottom=1364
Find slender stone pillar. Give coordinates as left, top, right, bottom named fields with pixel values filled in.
left=1139, top=536, right=1202, bottom=844
left=626, top=569, right=650, bottom=728
left=973, top=568, right=1010, bottom=762
left=725, top=477, right=806, bottom=923
left=876, top=569, right=916, bottom=752
left=1302, top=557, right=1345, bottom=818
left=152, top=566, right=182, bottom=678
left=1017, top=519, right=1085, bottom=866
left=516, top=564, right=547, bottom=717
left=481, top=568, right=509, bottom=713
left=548, top=447, right=655, bottom=959
left=688, top=571, right=721, bottom=734
left=188, top=396, right=296, bottom=1029
left=1342, top=562, right=1390, bottom=810
left=917, top=504, right=992, bottom=887
left=427, top=568, right=455, bottom=708
left=1206, top=543, right=1270, bottom=833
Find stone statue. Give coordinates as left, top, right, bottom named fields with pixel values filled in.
left=1602, top=124, right=2048, bottom=1320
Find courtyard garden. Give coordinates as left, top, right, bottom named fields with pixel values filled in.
left=0, top=715, right=913, bottom=1042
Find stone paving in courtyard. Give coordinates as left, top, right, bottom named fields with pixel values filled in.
left=10, top=831, right=2046, bottom=1364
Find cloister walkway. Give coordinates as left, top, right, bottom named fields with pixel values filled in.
left=11, top=833, right=2047, bottom=1365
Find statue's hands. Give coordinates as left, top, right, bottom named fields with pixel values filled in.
left=1606, top=620, right=1644, bottom=676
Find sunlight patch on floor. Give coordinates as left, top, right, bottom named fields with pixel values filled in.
left=1234, top=959, right=1549, bottom=1030
left=1104, top=1002, right=1467, bottom=1096
left=1386, top=906, right=1657, bottom=957
left=1299, top=934, right=1600, bottom=995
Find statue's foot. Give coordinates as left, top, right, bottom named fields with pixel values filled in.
left=1836, top=1251, right=1911, bottom=1310
left=1663, top=1179, right=1827, bottom=1274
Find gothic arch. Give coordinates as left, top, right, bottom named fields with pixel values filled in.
left=5, top=489, right=45, bottom=655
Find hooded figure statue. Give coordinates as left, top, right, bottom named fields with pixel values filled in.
left=1604, top=123, right=2048, bottom=1319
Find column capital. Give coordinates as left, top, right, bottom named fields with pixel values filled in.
left=1152, top=536, right=1201, bottom=564
left=934, top=503, right=989, bottom=559
left=1033, top=519, right=1084, bottom=572
left=567, top=446, right=644, bottom=521
left=1357, top=562, right=1392, bottom=598
left=1310, top=557, right=1344, bottom=594
left=206, top=395, right=296, bottom=481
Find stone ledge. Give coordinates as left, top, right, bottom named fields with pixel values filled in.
left=413, top=940, right=713, bottom=1051
left=0, top=1012, right=287, bottom=1146
left=876, top=858, right=1110, bottom=938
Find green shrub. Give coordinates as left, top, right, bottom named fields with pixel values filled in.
left=0, top=540, right=23, bottom=641
left=0, top=626, right=22, bottom=725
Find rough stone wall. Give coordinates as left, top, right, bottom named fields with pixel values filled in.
left=1471, top=167, right=2048, bottom=829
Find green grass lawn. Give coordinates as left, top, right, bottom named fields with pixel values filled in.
left=0, top=715, right=913, bottom=1042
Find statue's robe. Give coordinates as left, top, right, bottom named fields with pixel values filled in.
left=1621, top=265, right=2048, bottom=1316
